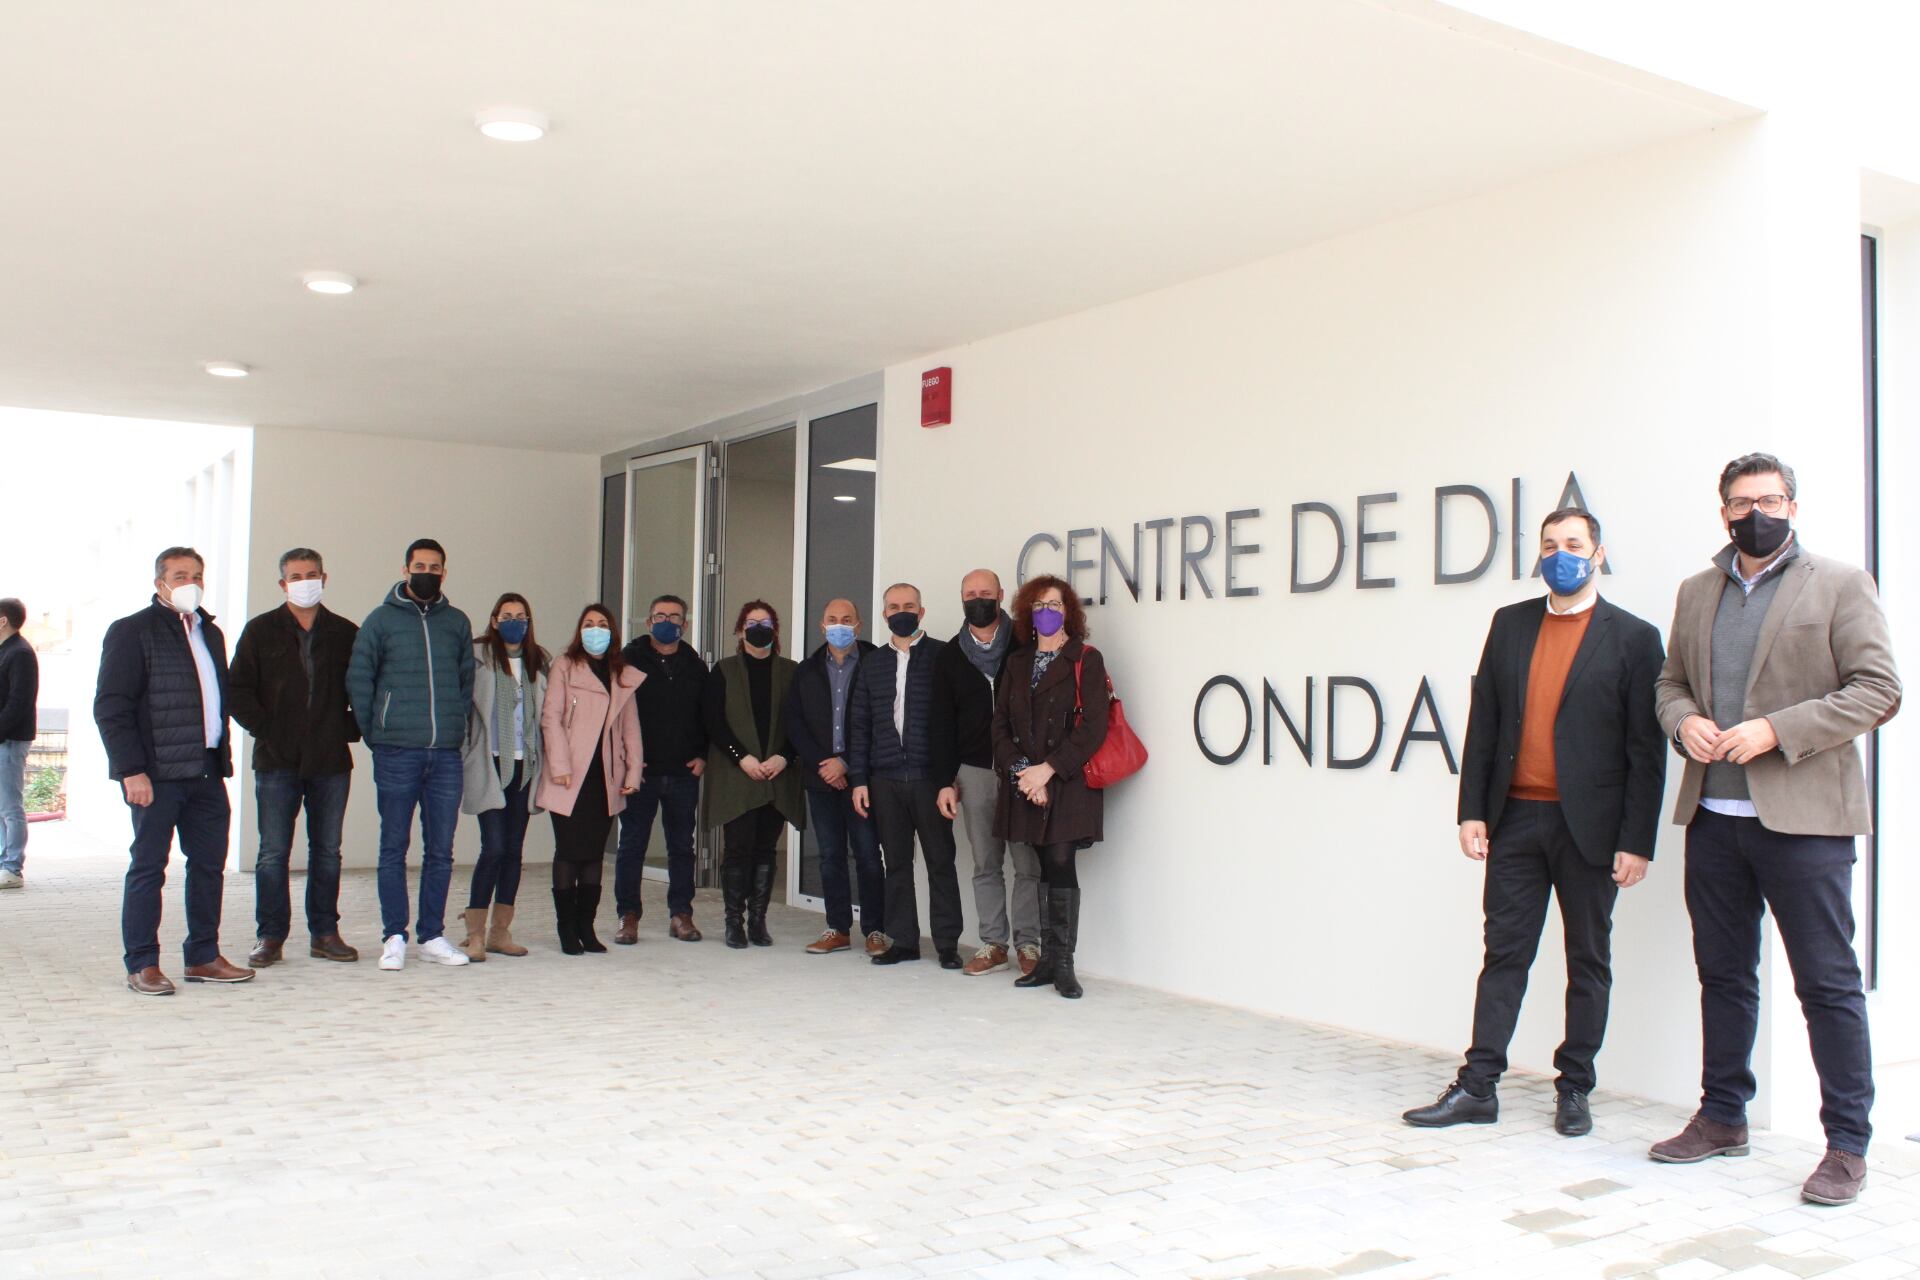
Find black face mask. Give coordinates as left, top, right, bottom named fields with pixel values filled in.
left=962, top=598, right=999, bottom=628
left=408, top=572, right=443, bottom=602
left=743, top=623, right=776, bottom=650
left=886, top=611, right=921, bottom=638
left=1728, top=510, right=1791, bottom=559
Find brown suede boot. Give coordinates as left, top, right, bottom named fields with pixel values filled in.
left=1649, top=1113, right=1749, bottom=1163
left=485, top=904, right=528, bottom=956
left=615, top=911, right=640, bottom=945
left=459, top=908, right=488, bottom=962
left=1801, top=1149, right=1867, bottom=1205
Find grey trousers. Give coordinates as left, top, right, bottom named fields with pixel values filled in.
left=957, top=763, right=1041, bottom=949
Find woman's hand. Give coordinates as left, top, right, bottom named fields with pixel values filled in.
left=1017, top=762, right=1054, bottom=805
left=739, top=754, right=764, bottom=780
left=761, top=755, right=788, bottom=780
left=553, top=775, right=571, bottom=790
left=619, top=784, right=638, bottom=796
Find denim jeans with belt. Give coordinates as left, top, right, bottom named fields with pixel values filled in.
left=253, top=768, right=350, bottom=940
left=372, top=745, right=463, bottom=943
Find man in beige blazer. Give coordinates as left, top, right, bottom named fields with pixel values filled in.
left=1651, top=452, right=1900, bottom=1206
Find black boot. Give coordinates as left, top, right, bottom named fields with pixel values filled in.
left=722, top=861, right=750, bottom=949
left=1013, top=891, right=1055, bottom=989
left=553, top=886, right=583, bottom=955
left=1050, top=887, right=1082, bottom=999
left=748, top=857, right=775, bottom=947
left=576, top=883, right=607, bottom=953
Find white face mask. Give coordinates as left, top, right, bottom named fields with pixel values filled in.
left=167, top=583, right=203, bottom=615
left=286, top=579, right=325, bottom=608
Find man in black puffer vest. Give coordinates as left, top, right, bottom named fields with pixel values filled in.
left=850, top=582, right=963, bottom=969
left=95, top=547, right=255, bottom=996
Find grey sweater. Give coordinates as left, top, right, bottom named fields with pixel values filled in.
left=1702, top=554, right=1793, bottom=801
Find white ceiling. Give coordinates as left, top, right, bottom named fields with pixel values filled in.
left=0, top=0, right=1749, bottom=454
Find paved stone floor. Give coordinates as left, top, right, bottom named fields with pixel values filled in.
left=3, top=831, right=1919, bottom=1280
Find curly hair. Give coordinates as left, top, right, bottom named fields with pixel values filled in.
left=1010, top=574, right=1087, bottom=645
left=732, top=599, right=781, bottom=655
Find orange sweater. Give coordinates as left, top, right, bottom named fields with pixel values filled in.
left=1508, top=608, right=1594, bottom=802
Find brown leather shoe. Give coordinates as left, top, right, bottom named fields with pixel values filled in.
left=183, top=957, right=257, bottom=984
left=248, top=938, right=284, bottom=967
left=806, top=929, right=852, bottom=955
left=1802, top=1149, right=1867, bottom=1205
left=964, top=944, right=1009, bottom=976
left=127, top=966, right=175, bottom=996
left=1016, top=942, right=1041, bottom=977
left=309, top=933, right=359, bottom=962
left=669, top=913, right=702, bottom=942
left=864, top=930, right=890, bottom=957
left=615, top=911, right=641, bottom=945
left=1649, top=1113, right=1750, bottom=1163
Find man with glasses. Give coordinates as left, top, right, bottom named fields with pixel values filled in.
left=614, top=594, right=709, bottom=942
left=1650, top=453, right=1900, bottom=1206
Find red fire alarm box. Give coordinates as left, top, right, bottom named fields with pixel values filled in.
left=921, top=367, right=952, bottom=428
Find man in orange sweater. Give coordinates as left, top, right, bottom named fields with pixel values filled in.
left=1404, top=508, right=1667, bottom=1137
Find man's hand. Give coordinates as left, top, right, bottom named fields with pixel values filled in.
left=1713, top=717, right=1779, bottom=765
left=818, top=757, right=847, bottom=790
left=122, top=773, right=154, bottom=808
left=688, top=757, right=706, bottom=779
left=936, top=786, right=958, bottom=820
left=1458, top=820, right=1488, bottom=861
left=1613, top=852, right=1650, bottom=888
left=852, top=785, right=870, bottom=818
left=1677, top=714, right=1721, bottom=765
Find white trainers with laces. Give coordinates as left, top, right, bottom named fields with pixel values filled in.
left=378, top=935, right=406, bottom=970
left=0, top=870, right=23, bottom=889
left=418, top=936, right=471, bottom=966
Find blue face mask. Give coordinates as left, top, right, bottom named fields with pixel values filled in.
left=496, top=618, right=529, bottom=646
left=581, top=626, right=612, bottom=656
left=824, top=623, right=857, bottom=649
left=651, top=620, right=682, bottom=645
left=1540, top=550, right=1596, bottom=597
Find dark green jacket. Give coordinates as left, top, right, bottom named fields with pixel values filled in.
left=346, top=584, right=475, bottom=751
left=703, top=653, right=806, bottom=830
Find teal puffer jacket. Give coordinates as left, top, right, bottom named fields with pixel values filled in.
left=346, top=585, right=476, bottom=751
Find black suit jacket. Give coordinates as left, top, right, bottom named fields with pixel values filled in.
left=1457, top=596, right=1667, bottom=864
left=227, top=603, right=361, bottom=776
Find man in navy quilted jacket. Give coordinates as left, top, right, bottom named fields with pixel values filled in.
left=346, top=538, right=477, bottom=971
left=95, top=547, right=256, bottom=995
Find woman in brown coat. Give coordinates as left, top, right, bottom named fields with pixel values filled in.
left=991, top=574, right=1110, bottom=998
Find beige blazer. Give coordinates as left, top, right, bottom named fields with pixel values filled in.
left=1654, top=547, right=1900, bottom=836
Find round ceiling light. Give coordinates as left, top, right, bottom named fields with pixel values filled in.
left=302, top=270, right=357, bottom=295
left=475, top=107, right=549, bottom=142
left=203, top=360, right=251, bottom=378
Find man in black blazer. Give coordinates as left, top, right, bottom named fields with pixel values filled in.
left=1404, top=508, right=1666, bottom=1136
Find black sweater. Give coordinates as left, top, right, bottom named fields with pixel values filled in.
left=0, top=632, right=38, bottom=743
left=620, top=638, right=710, bottom=775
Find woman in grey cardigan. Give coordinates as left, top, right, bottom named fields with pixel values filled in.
left=458, top=593, right=549, bottom=959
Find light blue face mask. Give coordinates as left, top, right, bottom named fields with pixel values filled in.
left=1540, top=549, right=1596, bottom=597
left=581, top=626, right=612, bottom=656
left=824, top=623, right=858, bottom=649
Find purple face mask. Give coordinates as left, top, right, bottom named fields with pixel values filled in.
left=1032, top=606, right=1065, bottom=637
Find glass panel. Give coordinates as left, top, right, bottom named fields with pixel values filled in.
left=796, top=405, right=878, bottom=901
left=627, top=453, right=703, bottom=877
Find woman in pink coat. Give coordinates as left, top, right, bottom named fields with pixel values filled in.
left=537, top=604, right=643, bottom=954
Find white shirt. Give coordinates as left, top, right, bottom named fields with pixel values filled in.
left=179, top=610, right=223, bottom=749
left=1545, top=591, right=1598, bottom=616
left=892, top=632, right=924, bottom=741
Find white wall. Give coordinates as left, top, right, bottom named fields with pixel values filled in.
left=244, top=427, right=599, bottom=875
left=871, top=119, right=1897, bottom=1125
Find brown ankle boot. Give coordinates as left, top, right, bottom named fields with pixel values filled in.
left=459, top=908, right=488, bottom=962
left=485, top=904, right=528, bottom=956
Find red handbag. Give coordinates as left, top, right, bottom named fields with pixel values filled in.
left=1072, top=649, right=1148, bottom=788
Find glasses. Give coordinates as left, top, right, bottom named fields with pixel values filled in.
left=1725, top=494, right=1789, bottom=517
left=1032, top=599, right=1066, bottom=611
left=649, top=610, right=684, bottom=623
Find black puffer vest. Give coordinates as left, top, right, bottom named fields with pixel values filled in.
left=94, top=599, right=232, bottom=783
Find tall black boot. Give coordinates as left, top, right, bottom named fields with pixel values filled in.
left=722, top=861, right=750, bottom=949
left=553, top=886, right=583, bottom=955
left=748, top=856, right=775, bottom=947
left=576, top=883, right=607, bottom=953
left=1050, top=887, right=1082, bottom=999
left=1013, top=890, right=1055, bottom=989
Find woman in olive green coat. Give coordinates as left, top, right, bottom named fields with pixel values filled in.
left=702, top=601, right=806, bottom=948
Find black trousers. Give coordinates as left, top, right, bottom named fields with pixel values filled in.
left=723, top=804, right=784, bottom=868
left=123, top=763, right=230, bottom=974
left=1685, top=808, right=1872, bottom=1153
left=870, top=777, right=961, bottom=952
left=1461, top=799, right=1619, bottom=1095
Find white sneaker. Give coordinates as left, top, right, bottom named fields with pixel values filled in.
left=379, top=935, right=407, bottom=970
left=417, top=936, right=470, bottom=967
left=0, top=870, right=22, bottom=889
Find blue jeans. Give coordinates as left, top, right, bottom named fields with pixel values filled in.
left=0, top=739, right=26, bottom=873
left=253, top=768, right=350, bottom=940
left=807, top=785, right=884, bottom=935
left=468, top=759, right=532, bottom=908
left=614, top=772, right=700, bottom=917
left=122, top=765, right=230, bottom=973
left=372, top=745, right=463, bottom=942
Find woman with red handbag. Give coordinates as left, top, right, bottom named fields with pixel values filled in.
left=990, top=574, right=1111, bottom=999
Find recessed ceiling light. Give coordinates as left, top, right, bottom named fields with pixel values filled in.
left=833, top=495, right=857, bottom=503
left=475, top=107, right=549, bottom=142
left=203, top=361, right=250, bottom=378
left=822, top=457, right=877, bottom=473
left=302, top=271, right=357, bottom=295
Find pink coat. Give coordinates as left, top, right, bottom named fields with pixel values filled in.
left=536, top=656, right=644, bottom=817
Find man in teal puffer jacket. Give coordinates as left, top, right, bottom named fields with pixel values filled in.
left=346, top=538, right=477, bottom=971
